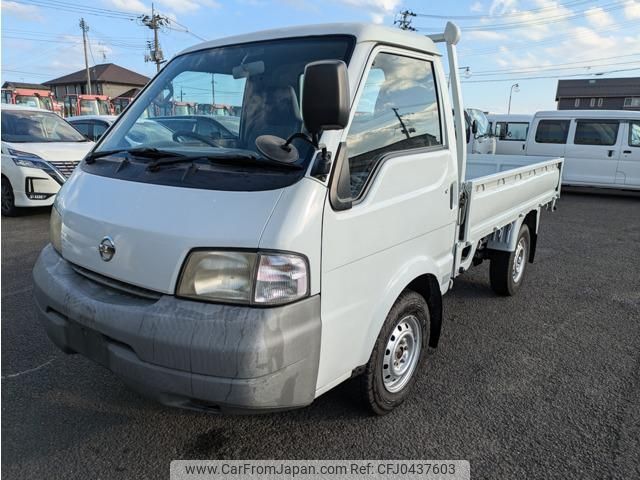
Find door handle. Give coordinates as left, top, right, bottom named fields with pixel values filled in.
left=623, top=150, right=632, bottom=154
left=608, top=150, right=615, bottom=157
left=449, top=181, right=458, bottom=210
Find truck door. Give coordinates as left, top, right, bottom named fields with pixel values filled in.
left=568, top=119, right=621, bottom=187
left=617, top=120, right=640, bottom=188
left=318, top=48, right=458, bottom=390
left=495, top=121, right=529, bottom=155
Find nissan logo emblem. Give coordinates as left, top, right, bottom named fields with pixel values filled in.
left=98, top=236, right=116, bottom=262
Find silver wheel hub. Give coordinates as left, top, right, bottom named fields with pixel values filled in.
left=382, top=315, right=421, bottom=393
left=512, top=237, right=527, bottom=283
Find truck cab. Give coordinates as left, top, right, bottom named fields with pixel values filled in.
left=33, top=23, right=562, bottom=415
left=63, top=94, right=112, bottom=117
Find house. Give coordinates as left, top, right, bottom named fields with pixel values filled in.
left=43, top=63, right=150, bottom=100
left=555, top=77, right=640, bottom=111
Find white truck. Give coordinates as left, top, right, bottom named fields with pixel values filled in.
left=33, top=22, right=563, bottom=415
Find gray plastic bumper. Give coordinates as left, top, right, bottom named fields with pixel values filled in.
left=32, top=245, right=321, bottom=413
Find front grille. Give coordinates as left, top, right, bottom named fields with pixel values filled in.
left=49, top=161, right=80, bottom=178
left=70, top=263, right=163, bottom=301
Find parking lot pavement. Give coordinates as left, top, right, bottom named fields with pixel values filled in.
left=1, top=193, right=639, bottom=480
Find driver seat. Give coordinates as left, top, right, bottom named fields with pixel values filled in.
left=243, top=86, right=303, bottom=148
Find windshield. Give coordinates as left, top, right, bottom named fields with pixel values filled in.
left=1, top=109, right=87, bottom=143
left=98, top=36, right=355, bottom=169
left=15, top=95, right=44, bottom=109
left=467, top=109, right=490, bottom=137
left=79, top=99, right=110, bottom=115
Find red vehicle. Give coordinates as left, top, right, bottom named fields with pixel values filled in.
left=1, top=83, right=59, bottom=113
left=63, top=94, right=113, bottom=117
left=112, top=97, right=133, bottom=115
left=172, top=101, right=196, bottom=116
left=195, top=103, right=234, bottom=116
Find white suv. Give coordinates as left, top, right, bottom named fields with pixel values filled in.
left=1, top=104, right=94, bottom=216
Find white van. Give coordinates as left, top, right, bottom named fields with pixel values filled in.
left=487, top=114, right=532, bottom=155
left=1, top=105, right=94, bottom=216
left=466, top=108, right=496, bottom=154
left=33, top=23, right=563, bottom=415
left=524, top=110, right=639, bottom=190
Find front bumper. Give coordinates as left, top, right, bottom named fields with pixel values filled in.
left=7, top=165, right=60, bottom=207
left=32, top=245, right=321, bottom=413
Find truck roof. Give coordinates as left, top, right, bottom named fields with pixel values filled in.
left=178, top=23, right=439, bottom=57
left=533, top=110, right=640, bottom=119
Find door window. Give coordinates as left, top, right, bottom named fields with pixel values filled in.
left=629, top=121, right=640, bottom=147
left=93, top=121, right=109, bottom=140
left=72, top=122, right=91, bottom=138
left=535, top=120, right=570, bottom=144
left=346, top=52, right=442, bottom=198
left=497, top=121, right=529, bottom=141
left=574, top=120, right=619, bottom=146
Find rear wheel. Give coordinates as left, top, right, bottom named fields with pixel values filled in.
left=489, top=224, right=530, bottom=296
left=1, top=177, right=17, bottom=217
left=360, top=291, right=429, bottom=415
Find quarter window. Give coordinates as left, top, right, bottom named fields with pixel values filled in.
left=535, top=120, right=570, bottom=144
left=574, top=120, right=619, bottom=146
left=629, top=121, right=640, bottom=147
left=346, top=52, right=442, bottom=198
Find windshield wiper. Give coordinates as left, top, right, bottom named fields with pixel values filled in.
left=85, top=147, right=185, bottom=164
left=146, top=152, right=303, bottom=172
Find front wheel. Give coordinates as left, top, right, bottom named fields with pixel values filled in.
left=360, top=291, right=429, bottom=415
left=1, top=176, right=17, bottom=217
left=489, top=224, right=530, bottom=296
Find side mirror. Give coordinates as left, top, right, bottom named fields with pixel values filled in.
left=472, top=120, right=478, bottom=135
left=302, top=60, right=350, bottom=139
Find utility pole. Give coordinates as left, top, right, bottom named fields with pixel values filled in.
left=394, top=10, right=416, bottom=31
left=79, top=18, right=92, bottom=94
left=141, top=4, right=169, bottom=72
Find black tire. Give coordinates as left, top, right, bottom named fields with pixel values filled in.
left=489, top=224, right=530, bottom=296
left=360, top=291, right=430, bottom=415
left=1, top=176, right=17, bottom=217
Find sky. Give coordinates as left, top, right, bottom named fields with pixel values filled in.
left=2, top=0, right=640, bottom=114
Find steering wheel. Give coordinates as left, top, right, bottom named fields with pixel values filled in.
left=172, top=130, right=220, bottom=148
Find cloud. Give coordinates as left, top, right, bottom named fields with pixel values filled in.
left=104, top=0, right=148, bottom=13
left=584, top=6, right=615, bottom=28
left=157, top=0, right=220, bottom=12
left=470, top=2, right=484, bottom=13
left=104, top=0, right=147, bottom=13
left=489, top=0, right=517, bottom=15
left=465, top=30, right=507, bottom=41
left=371, top=13, right=385, bottom=24
left=2, top=0, right=44, bottom=21
left=624, top=0, right=640, bottom=19
left=335, top=0, right=402, bottom=21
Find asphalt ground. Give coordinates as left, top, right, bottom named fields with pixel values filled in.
left=2, top=192, right=639, bottom=479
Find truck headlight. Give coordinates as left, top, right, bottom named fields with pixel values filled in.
left=177, top=251, right=309, bottom=306
left=49, top=204, right=62, bottom=255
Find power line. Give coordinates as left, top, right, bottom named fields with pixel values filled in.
left=462, top=67, right=640, bottom=83
left=14, top=0, right=138, bottom=20
left=469, top=56, right=640, bottom=76
left=458, top=18, right=640, bottom=57
left=415, top=0, right=628, bottom=32
left=411, top=0, right=596, bottom=20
